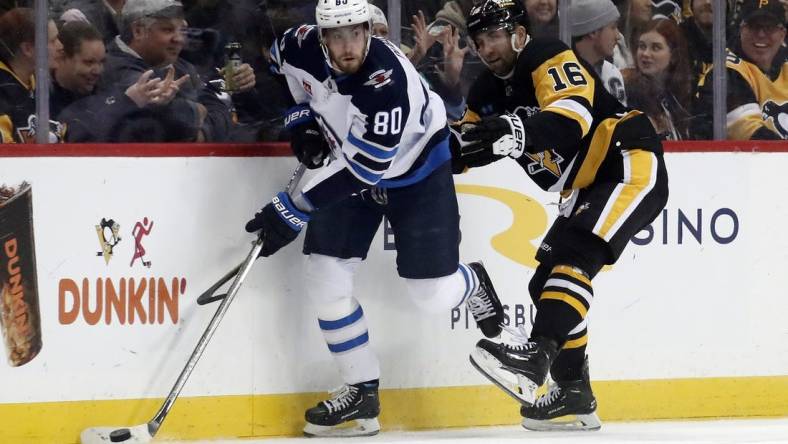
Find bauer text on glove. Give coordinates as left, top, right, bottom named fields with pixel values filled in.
left=245, top=192, right=311, bottom=257
left=284, top=105, right=331, bottom=169
left=460, top=113, right=533, bottom=159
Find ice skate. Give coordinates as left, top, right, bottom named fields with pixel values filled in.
left=521, top=357, right=601, bottom=431
left=303, top=383, right=380, bottom=437
left=466, top=262, right=504, bottom=338
left=470, top=332, right=558, bottom=406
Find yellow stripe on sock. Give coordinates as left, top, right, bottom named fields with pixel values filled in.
left=540, top=290, right=588, bottom=318
left=551, top=265, right=592, bottom=288
left=563, top=334, right=589, bottom=349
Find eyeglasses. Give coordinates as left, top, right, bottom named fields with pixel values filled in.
left=743, top=22, right=786, bottom=34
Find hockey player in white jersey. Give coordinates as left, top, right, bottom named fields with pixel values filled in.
left=244, top=0, right=505, bottom=437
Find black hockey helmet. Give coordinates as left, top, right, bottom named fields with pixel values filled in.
left=467, top=0, right=529, bottom=39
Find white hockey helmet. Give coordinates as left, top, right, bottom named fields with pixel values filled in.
left=315, top=0, right=373, bottom=71
left=316, top=0, right=371, bottom=31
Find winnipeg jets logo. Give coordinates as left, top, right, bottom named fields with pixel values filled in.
left=524, top=149, right=564, bottom=177
left=295, top=25, right=314, bottom=48
left=762, top=100, right=788, bottom=139
left=364, top=69, right=393, bottom=88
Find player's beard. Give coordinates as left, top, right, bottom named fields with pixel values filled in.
left=333, top=54, right=363, bottom=73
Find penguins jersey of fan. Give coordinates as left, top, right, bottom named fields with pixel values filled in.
left=722, top=47, right=787, bottom=140
left=461, top=37, right=659, bottom=193
left=270, top=25, right=449, bottom=209
left=0, top=61, right=66, bottom=143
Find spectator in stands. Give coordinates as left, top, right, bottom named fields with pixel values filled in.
left=58, top=0, right=124, bottom=44
left=369, top=4, right=389, bottom=38
left=614, top=0, right=653, bottom=68
left=680, top=0, right=713, bottom=97
left=407, top=1, right=481, bottom=121
left=0, top=8, right=66, bottom=143
left=525, top=0, right=559, bottom=38
left=623, top=18, right=693, bottom=139
left=570, top=0, right=628, bottom=105
left=694, top=0, right=787, bottom=140
left=652, top=0, right=684, bottom=22
left=0, top=0, right=25, bottom=16
left=100, top=0, right=232, bottom=142
left=51, top=21, right=106, bottom=117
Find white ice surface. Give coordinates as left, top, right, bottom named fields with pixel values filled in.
left=165, top=418, right=788, bottom=444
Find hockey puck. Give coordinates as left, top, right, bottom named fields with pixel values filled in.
left=109, top=428, right=132, bottom=442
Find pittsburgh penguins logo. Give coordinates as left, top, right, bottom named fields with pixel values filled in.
left=524, top=149, right=564, bottom=177
left=762, top=100, right=788, bottom=139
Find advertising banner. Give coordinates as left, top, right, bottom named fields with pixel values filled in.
left=0, top=151, right=784, bottom=407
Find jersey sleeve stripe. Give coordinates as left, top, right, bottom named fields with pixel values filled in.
left=352, top=152, right=392, bottom=172
left=270, top=40, right=282, bottom=73
left=344, top=152, right=384, bottom=184
left=545, top=98, right=593, bottom=136
left=348, top=132, right=398, bottom=160
left=727, top=103, right=761, bottom=125
left=727, top=103, right=763, bottom=140
left=0, top=115, right=13, bottom=143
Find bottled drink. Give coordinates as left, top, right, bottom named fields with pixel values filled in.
left=223, top=42, right=243, bottom=93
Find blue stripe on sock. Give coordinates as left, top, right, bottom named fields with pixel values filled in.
left=318, top=305, right=364, bottom=331
left=458, top=264, right=476, bottom=306
left=327, top=331, right=369, bottom=353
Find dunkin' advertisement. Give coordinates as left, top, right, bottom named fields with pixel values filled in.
left=0, top=182, right=42, bottom=367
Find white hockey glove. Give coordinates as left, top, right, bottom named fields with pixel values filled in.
left=460, top=113, right=533, bottom=159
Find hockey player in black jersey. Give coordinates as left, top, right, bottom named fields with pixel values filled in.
left=245, top=0, right=505, bottom=437
left=451, top=0, right=669, bottom=432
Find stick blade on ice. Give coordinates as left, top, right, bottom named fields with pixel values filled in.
left=80, top=424, right=153, bottom=443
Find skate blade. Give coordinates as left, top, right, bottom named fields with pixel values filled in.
left=470, top=348, right=538, bottom=406
left=522, top=412, right=602, bottom=432
left=303, top=417, right=380, bottom=437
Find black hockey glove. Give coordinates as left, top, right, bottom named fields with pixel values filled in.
left=460, top=113, right=533, bottom=160
left=245, top=192, right=310, bottom=257
left=284, top=105, right=330, bottom=169
left=449, top=124, right=500, bottom=173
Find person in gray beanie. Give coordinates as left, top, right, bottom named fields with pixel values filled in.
left=570, top=0, right=628, bottom=105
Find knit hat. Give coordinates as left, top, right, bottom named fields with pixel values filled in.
left=122, top=0, right=183, bottom=23
left=428, top=1, right=468, bottom=36
left=569, top=0, right=620, bottom=37
left=369, top=4, right=388, bottom=28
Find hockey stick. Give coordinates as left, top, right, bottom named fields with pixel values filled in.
left=80, top=163, right=307, bottom=444
left=196, top=263, right=241, bottom=305
left=195, top=162, right=309, bottom=306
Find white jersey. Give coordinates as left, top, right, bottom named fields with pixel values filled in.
left=271, top=25, right=449, bottom=210
left=599, top=60, right=627, bottom=106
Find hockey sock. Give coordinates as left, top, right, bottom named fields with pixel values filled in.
left=458, top=262, right=480, bottom=304
left=317, top=297, right=380, bottom=384
left=354, top=379, right=379, bottom=389
left=550, top=321, right=588, bottom=381
left=531, top=265, right=593, bottom=345
left=405, top=265, right=476, bottom=313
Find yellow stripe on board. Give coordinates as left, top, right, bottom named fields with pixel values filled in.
left=2, top=376, right=788, bottom=443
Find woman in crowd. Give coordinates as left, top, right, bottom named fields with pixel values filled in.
left=524, top=0, right=558, bottom=38
left=623, top=18, right=694, bottom=140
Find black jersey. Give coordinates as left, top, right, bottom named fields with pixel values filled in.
left=462, top=37, right=660, bottom=192
left=0, top=61, right=65, bottom=143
